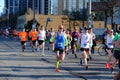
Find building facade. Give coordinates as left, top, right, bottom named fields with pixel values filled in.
left=4, top=0, right=51, bottom=15
left=57, top=0, right=89, bottom=15
left=4, top=0, right=19, bottom=14
left=52, top=0, right=101, bottom=15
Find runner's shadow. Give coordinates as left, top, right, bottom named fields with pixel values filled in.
left=0, top=66, right=80, bottom=79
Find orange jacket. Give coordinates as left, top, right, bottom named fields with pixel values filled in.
left=18, top=32, right=28, bottom=41
left=29, top=31, right=38, bottom=41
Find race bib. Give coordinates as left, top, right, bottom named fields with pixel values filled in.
left=74, top=38, right=78, bottom=41
left=84, top=43, right=87, bottom=46
left=108, top=43, right=112, bottom=45
left=58, top=43, right=62, bottom=47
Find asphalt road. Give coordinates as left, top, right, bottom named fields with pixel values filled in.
left=0, top=35, right=118, bottom=80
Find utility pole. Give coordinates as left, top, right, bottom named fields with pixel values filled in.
left=32, top=0, right=37, bottom=29
left=88, top=0, right=93, bottom=28
left=82, top=0, right=85, bottom=27
left=33, top=0, right=35, bottom=23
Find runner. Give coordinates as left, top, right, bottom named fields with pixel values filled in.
left=87, top=28, right=95, bottom=61
left=38, top=26, right=46, bottom=56
left=65, top=30, right=72, bottom=55
left=102, top=28, right=110, bottom=55
left=88, top=28, right=96, bottom=55
left=80, top=27, right=91, bottom=70
left=105, top=29, right=114, bottom=69
left=48, top=28, right=55, bottom=51
left=54, top=25, right=65, bottom=72
left=112, top=27, right=120, bottom=80
left=4, top=29, right=9, bottom=38
left=71, top=27, right=80, bottom=58
left=29, top=29, right=38, bottom=52
left=18, top=29, right=28, bottom=52
left=13, top=29, right=18, bottom=39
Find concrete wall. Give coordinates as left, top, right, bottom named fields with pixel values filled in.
left=18, top=14, right=107, bottom=31
left=26, top=14, right=63, bottom=30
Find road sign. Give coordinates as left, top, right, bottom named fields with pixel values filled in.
left=46, top=18, right=52, bottom=22
left=45, top=18, right=52, bottom=28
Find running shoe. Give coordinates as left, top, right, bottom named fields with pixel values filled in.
left=67, top=52, right=69, bottom=55
left=22, top=49, right=24, bottom=52
left=80, top=58, right=82, bottom=65
left=48, top=47, right=49, bottom=50
left=55, top=68, right=59, bottom=72
left=87, top=58, right=90, bottom=61
left=72, top=50, right=74, bottom=54
left=106, top=63, right=111, bottom=69
left=42, top=54, right=45, bottom=56
left=32, top=49, right=34, bottom=52
left=89, top=56, right=92, bottom=60
left=75, top=54, right=77, bottom=58
left=85, top=66, right=88, bottom=70
left=110, top=67, right=114, bottom=73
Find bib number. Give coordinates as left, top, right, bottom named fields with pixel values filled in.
left=108, top=43, right=112, bottom=45
left=74, top=38, right=77, bottom=41
left=84, top=44, right=87, bottom=46
left=58, top=43, right=62, bottom=47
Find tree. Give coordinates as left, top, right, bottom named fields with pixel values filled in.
left=94, top=12, right=104, bottom=21
left=106, top=0, right=117, bottom=29
left=92, top=0, right=117, bottom=29
left=63, top=8, right=88, bottom=29
left=81, top=8, right=88, bottom=27
left=69, top=11, right=81, bottom=20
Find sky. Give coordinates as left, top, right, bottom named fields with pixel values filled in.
left=0, top=0, right=4, bottom=14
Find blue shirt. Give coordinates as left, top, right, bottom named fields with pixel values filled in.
left=55, top=32, right=65, bottom=49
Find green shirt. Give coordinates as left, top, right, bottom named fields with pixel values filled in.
left=113, top=33, right=120, bottom=41
left=113, top=33, right=120, bottom=50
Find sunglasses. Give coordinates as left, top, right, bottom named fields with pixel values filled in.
left=59, top=28, right=63, bottom=29
left=110, top=31, right=113, bottom=33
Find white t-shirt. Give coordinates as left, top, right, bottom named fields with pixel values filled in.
left=106, top=35, right=114, bottom=48
left=80, top=33, right=91, bottom=48
left=89, top=32, right=95, bottom=47
left=38, top=30, right=46, bottom=40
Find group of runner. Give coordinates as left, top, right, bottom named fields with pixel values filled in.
left=17, top=25, right=96, bottom=71
left=18, top=26, right=46, bottom=56
left=10, top=24, right=120, bottom=79
left=0, top=28, right=18, bottom=39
